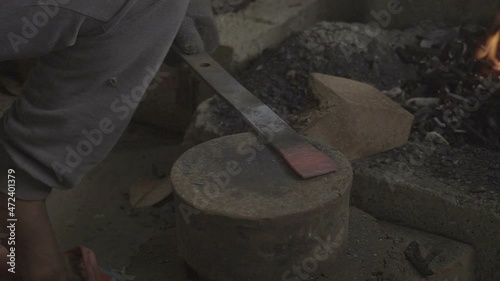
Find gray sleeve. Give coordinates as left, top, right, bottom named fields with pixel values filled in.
left=0, top=140, right=53, bottom=200
left=0, top=0, right=188, bottom=201
left=0, top=6, right=90, bottom=61
left=0, top=7, right=96, bottom=200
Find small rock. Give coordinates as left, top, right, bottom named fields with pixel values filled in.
left=425, top=131, right=450, bottom=145
left=469, top=186, right=487, bottom=194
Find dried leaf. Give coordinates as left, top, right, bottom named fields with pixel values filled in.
left=129, top=177, right=173, bottom=208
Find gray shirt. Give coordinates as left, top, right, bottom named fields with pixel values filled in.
left=0, top=0, right=189, bottom=200
left=1, top=0, right=129, bottom=21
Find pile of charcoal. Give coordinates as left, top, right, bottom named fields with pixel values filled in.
left=241, top=22, right=420, bottom=117
left=393, top=25, right=500, bottom=151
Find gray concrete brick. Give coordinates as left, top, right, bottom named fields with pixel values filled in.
left=215, top=0, right=330, bottom=67
left=321, top=208, right=475, bottom=281
left=351, top=145, right=500, bottom=281
left=172, top=133, right=353, bottom=281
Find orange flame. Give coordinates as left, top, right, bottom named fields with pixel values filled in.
left=476, top=12, right=500, bottom=72
left=476, top=31, right=500, bottom=71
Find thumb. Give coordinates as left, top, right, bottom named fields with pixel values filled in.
left=195, top=17, right=220, bottom=54
left=175, top=17, right=205, bottom=55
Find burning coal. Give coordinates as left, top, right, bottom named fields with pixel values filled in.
left=475, top=12, right=500, bottom=72
left=392, top=14, right=500, bottom=150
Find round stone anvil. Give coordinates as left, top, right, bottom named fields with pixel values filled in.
left=172, top=133, right=353, bottom=281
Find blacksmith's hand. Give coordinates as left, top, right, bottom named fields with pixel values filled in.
left=175, top=0, right=219, bottom=54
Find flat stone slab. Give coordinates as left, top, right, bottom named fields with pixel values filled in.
left=351, top=142, right=500, bottom=281
left=215, top=0, right=329, bottom=67
left=171, top=132, right=352, bottom=281
left=319, top=208, right=475, bottom=281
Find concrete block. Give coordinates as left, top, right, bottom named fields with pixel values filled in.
left=215, top=0, right=327, bottom=67
left=350, top=144, right=500, bottom=281
left=297, top=73, right=414, bottom=161
left=171, top=133, right=353, bottom=281
left=322, top=208, right=475, bottom=281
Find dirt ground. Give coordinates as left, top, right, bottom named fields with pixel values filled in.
left=46, top=122, right=188, bottom=279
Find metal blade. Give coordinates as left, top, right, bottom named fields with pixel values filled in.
left=175, top=49, right=338, bottom=179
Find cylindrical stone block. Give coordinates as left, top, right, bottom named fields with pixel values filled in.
left=171, top=133, right=352, bottom=281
